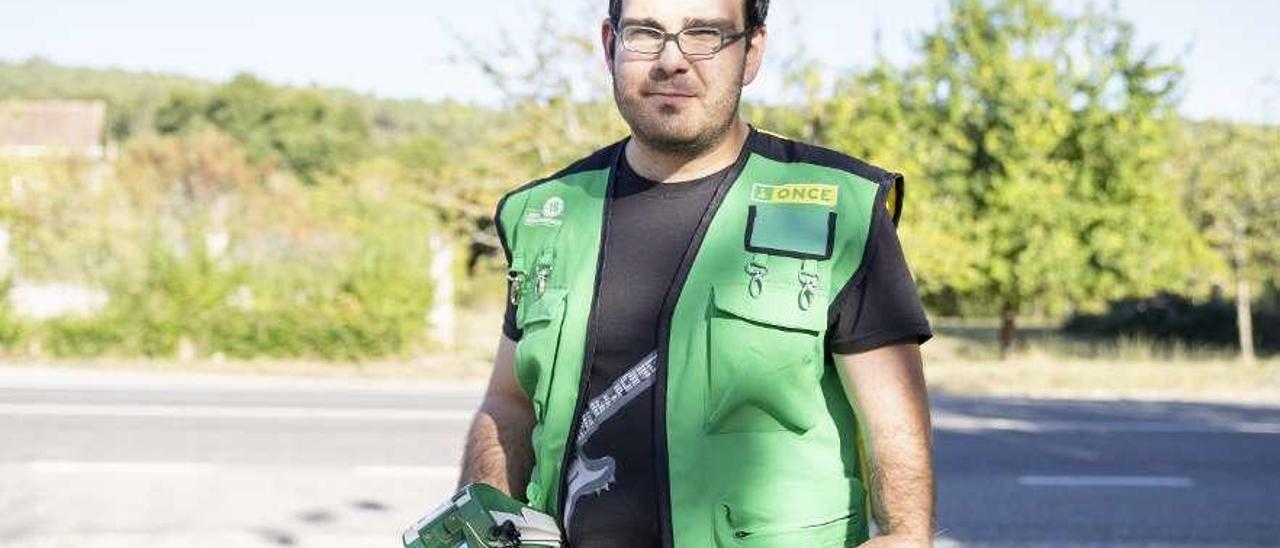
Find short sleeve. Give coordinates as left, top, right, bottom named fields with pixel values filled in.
left=826, top=200, right=932, bottom=354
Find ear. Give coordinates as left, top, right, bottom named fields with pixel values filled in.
left=601, top=17, right=617, bottom=71
left=742, top=25, right=768, bottom=87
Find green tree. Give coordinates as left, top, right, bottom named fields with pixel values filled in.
left=1178, top=122, right=1280, bottom=364
left=160, top=74, right=370, bottom=183
left=895, top=0, right=1203, bottom=356
left=153, top=89, right=208, bottom=135
left=811, top=61, right=987, bottom=312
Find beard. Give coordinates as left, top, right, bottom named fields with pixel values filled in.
left=612, top=61, right=746, bottom=157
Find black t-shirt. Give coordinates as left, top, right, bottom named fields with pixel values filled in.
left=500, top=154, right=931, bottom=547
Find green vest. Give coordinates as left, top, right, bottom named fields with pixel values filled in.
left=495, top=126, right=904, bottom=547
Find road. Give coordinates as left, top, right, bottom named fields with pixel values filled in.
left=0, top=366, right=1277, bottom=547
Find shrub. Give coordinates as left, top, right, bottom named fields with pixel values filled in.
left=1064, top=292, right=1279, bottom=354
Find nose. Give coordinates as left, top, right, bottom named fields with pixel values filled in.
left=652, top=37, right=691, bottom=77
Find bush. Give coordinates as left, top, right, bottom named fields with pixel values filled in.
left=1064, top=292, right=1279, bottom=354
left=6, top=140, right=440, bottom=361
left=103, top=236, right=245, bottom=357
left=0, top=293, right=27, bottom=354
left=43, top=316, right=126, bottom=357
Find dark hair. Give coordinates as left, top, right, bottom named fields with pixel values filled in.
left=608, top=0, right=770, bottom=32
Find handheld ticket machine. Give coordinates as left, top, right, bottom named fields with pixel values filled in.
left=402, top=483, right=563, bottom=548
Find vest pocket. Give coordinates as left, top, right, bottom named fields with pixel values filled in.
left=715, top=503, right=859, bottom=547
left=705, top=282, right=826, bottom=434
left=514, top=287, right=568, bottom=421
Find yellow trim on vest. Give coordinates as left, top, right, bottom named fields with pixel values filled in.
left=886, top=179, right=901, bottom=221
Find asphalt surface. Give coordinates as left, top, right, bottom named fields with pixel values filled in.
left=0, top=366, right=1277, bottom=547
left=932, top=396, right=1280, bottom=546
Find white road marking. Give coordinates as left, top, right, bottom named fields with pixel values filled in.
left=0, top=403, right=473, bottom=421
left=1018, top=475, right=1195, bottom=488
left=27, top=461, right=219, bottom=475
left=20, top=461, right=463, bottom=479
left=0, top=532, right=403, bottom=548
left=933, top=412, right=1280, bottom=434
left=352, top=465, right=460, bottom=478
left=934, top=414, right=1040, bottom=432
left=0, top=365, right=487, bottom=393
left=1235, top=422, right=1280, bottom=434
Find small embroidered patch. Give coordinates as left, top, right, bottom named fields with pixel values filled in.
left=523, top=196, right=565, bottom=226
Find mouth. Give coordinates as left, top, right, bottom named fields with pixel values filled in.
left=644, top=89, right=698, bottom=98
left=644, top=91, right=698, bottom=103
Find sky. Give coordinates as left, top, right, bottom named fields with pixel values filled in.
left=2, top=0, right=1278, bottom=123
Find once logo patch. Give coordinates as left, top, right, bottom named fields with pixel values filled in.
left=751, top=183, right=838, bottom=207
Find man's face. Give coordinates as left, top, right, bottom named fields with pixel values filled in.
left=603, top=0, right=766, bottom=154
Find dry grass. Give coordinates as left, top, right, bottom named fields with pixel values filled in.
left=924, top=354, right=1280, bottom=404
left=922, top=322, right=1280, bottom=403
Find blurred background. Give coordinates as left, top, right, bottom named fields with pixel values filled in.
left=0, top=0, right=1277, bottom=546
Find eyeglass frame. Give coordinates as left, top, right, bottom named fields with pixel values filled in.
left=611, top=21, right=753, bottom=57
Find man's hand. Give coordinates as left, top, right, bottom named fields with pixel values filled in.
left=835, top=343, right=935, bottom=545
left=457, top=334, right=537, bottom=499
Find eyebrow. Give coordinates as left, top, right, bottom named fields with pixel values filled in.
left=618, top=16, right=738, bottom=31
left=684, top=17, right=736, bottom=30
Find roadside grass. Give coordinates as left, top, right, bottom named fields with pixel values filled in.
left=924, top=319, right=1280, bottom=403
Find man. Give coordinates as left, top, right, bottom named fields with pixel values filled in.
left=458, top=0, right=935, bottom=546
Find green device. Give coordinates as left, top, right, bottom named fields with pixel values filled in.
left=402, top=483, right=563, bottom=548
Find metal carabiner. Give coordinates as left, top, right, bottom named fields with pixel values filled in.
left=797, top=270, right=819, bottom=310
left=532, top=248, right=555, bottom=298
left=534, top=265, right=551, bottom=297
left=745, top=262, right=768, bottom=298
left=507, top=270, right=525, bottom=305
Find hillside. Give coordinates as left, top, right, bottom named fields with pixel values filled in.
left=0, top=56, right=500, bottom=144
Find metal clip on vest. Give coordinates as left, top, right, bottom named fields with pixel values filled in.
left=508, top=253, right=528, bottom=305
left=745, top=254, right=770, bottom=299
left=797, top=261, right=820, bottom=311
left=507, top=270, right=526, bottom=305
left=534, top=249, right=555, bottom=297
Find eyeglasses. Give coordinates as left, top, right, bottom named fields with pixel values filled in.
left=614, top=23, right=750, bottom=57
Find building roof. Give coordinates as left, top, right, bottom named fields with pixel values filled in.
left=0, top=99, right=107, bottom=155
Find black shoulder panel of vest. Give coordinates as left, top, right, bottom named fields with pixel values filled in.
left=493, top=138, right=626, bottom=264
left=751, top=128, right=905, bottom=226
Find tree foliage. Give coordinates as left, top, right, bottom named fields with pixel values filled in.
left=811, top=0, right=1208, bottom=354
left=155, top=75, right=369, bottom=183
left=1175, top=121, right=1280, bottom=362
left=3, top=1, right=1275, bottom=361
